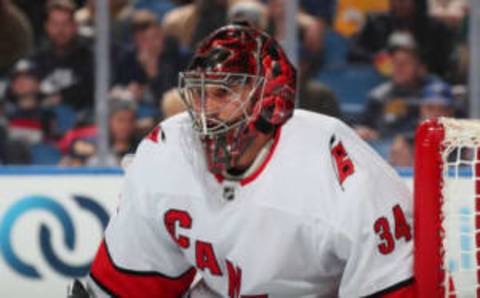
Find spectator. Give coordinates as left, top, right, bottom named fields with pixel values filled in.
left=0, top=109, right=11, bottom=163
left=13, top=0, right=47, bottom=46
left=161, top=87, right=185, bottom=119
left=300, top=0, right=336, bottom=25
left=349, top=0, right=454, bottom=78
left=266, top=0, right=325, bottom=78
left=298, top=80, right=341, bottom=118
left=5, top=60, right=57, bottom=146
left=227, top=0, right=267, bottom=30
left=0, top=92, right=31, bottom=164
left=75, top=0, right=134, bottom=45
left=57, top=111, right=96, bottom=166
left=417, top=81, right=455, bottom=121
left=428, top=0, right=468, bottom=28
left=108, top=84, right=156, bottom=137
left=389, top=80, right=455, bottom=167
left=30, top=0, right=94, bottom=113
left=59, top=99, right=141, bottom=166
left=59, top=136, right=97, bottom=166
left=449, top=13, right=469, bottom=85
left=355, top=32, right=432, bottom=141
left=88, top=99, right=140, bottom=166
left=0, top=0, right=33, bottom=75
left=106, top=99, right=140, bottom=161
left=114, top=10, right=182, bottom=106
left=162, top=0, right=227, bottom=52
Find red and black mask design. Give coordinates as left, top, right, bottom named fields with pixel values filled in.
left=178, top=23, right=296, bottom=174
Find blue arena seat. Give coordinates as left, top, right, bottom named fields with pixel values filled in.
left=137, top=103, right=160, bottom=120
left=134, top=0, right=176, bottom=21
left=368, top=138, right=394, bottom=160
left=51, top=105, right=76, bottom=135
left=30, top=143, right=62, bottom=165
left=315, top=65, right=385, bottom=119
left=323, top=29, right=349, bottom=68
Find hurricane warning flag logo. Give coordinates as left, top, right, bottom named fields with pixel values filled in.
left=0, top=195, right=109, bottom=278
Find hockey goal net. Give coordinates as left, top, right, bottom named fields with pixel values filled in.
left=415, top=118, right=480, bottom=297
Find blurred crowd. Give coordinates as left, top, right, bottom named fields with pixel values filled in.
left=0, top=0, right=470, bottom=167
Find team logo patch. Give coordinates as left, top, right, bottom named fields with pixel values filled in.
left=330, top=136, right=355, bottom=186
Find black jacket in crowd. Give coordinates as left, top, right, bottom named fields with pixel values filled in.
left=29, top=37, right=94, bottom=112
left=349, top=12, right=454, bottom=78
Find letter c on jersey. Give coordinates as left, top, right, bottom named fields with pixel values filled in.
left=164, top=209, right=192, bottom=248
left=163, top=209, right=268, bottom=297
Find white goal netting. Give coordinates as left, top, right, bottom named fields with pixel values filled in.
left=440, top=118, right=480, bottom=297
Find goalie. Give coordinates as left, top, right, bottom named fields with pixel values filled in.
left=73, top=23, right=414, bottom=297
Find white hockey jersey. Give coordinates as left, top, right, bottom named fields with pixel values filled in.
left=88, top=110, right=413, bottom=298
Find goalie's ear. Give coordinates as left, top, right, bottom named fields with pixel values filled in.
left=67, top=279, right=91, bottom=298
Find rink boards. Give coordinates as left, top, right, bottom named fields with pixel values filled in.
left=0, top=167, right=470, bottom=297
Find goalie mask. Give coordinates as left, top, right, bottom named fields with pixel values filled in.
left=179, top=23, right=296, bottom=174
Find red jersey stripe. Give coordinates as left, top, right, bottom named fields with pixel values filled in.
left=90, top=240, right=196, bottom=298
left=240, top=127, right=282, bottom=186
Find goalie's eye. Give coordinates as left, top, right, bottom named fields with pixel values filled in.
left=210, top=88, right=229, bottom=98
left=204, top=86, right=238, bottom=103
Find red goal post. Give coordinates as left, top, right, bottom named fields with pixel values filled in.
left=415, top=118, right=480, bottom=297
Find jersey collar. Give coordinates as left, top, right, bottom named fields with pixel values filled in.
left=213, top=127, right=282, bottom=187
